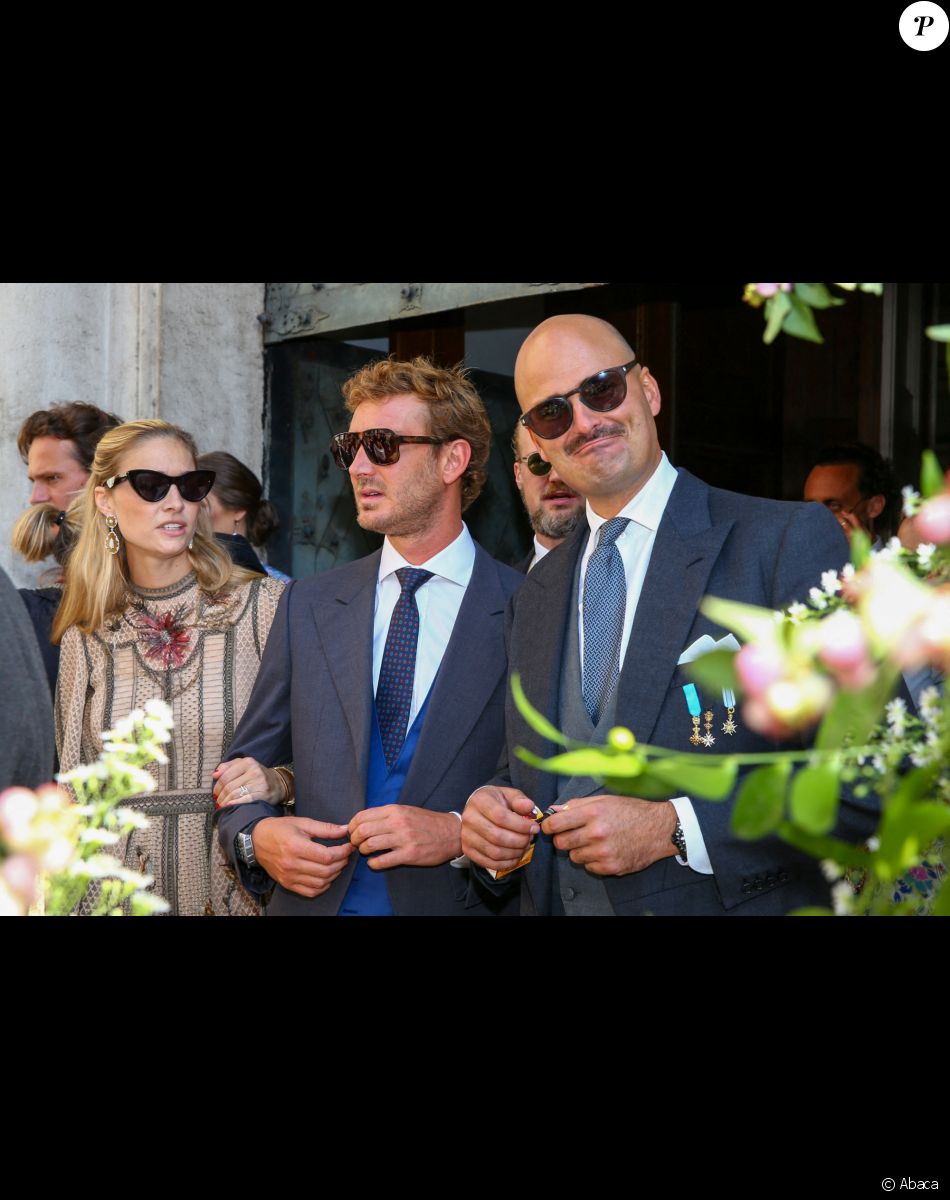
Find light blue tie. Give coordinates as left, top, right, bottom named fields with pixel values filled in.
left=582, top=517, right=630, bottom=725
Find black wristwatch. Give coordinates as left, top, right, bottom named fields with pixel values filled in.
left=235, top=827, right=258, bottom=870
left=671, top=817, right=688, bottom=862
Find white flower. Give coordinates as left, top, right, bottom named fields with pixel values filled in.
left=809, top=587, right=828, bottom=610
left=902, top=485, right=921, bottom=517
left=821, top=570, right=841, bottom=596
left=916, top=543, right=937, bottom=569
left=867, top=836, right=880, bottom=852
left=871, top=756, right=886, bottom=774
left=871, top=537, right=903, bottom=562
left=831, top=880, right=854, bottom=915
left=820, top=859, right=843, bottom=882
left=841, top=563, right=856, bottom=581
left=114, top=806, right=150, bottom=830
left=885, top=698, right=907, bottom=733
left=786, top=602, right=808, bottom=624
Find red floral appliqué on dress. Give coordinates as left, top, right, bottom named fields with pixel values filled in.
left=134, top=605, right=191, bottom=667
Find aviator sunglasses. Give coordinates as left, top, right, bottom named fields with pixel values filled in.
left=519, top=358, right=638, bottom=440
left=330, top=428, right=450, bottom=471
left=105, top=469, right=216, bottom=503
left=514, top=452, right=552, bottom=477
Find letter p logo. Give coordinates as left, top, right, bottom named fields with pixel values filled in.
left=900, top=1, right=948, bottom=47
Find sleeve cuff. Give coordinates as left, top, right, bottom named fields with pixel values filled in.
left=670, top=796, right=714, bottom=875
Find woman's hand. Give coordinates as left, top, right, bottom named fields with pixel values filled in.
left=212, top=757, right=284, bottom=807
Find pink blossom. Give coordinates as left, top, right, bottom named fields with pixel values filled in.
left=754, top=283, right=792, bottom=297
left=915, top=494, right=950, bottom=545
left=816, top=611, right=875, bottom=690
left=735, top=641, right=786, bottom=696
left=1, top=854, right=39, bottom=904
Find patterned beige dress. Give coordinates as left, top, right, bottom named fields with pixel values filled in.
left=55, top=571, right=285, bottom=916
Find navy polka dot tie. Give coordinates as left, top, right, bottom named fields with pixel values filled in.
left=376, top=567, right=433, bottom=770
left=582, top=517, right=630, bottom=725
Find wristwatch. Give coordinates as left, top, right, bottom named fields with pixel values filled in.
left=671, top=817, right=688, bottom=862
left=235, top=827, right=258, bottom=870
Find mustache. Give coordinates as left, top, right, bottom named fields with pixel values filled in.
left=354, top=477, right=386, bottom=494
left=541, top=482, right=580, bottom=500
left=564, top=425, right=624, bottom=456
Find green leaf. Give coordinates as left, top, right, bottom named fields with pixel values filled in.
left=701, top=595, right=778, bottom=643
left=732, top=763, right=790, bottom=840
left=924, top=323, right=950, bottom=342
left=793, top=283, right=843, bottom=310
left=515, top=746, right=645, bottom=779
left=879, top=802, right=950, bottom=869
left=789, top=763, right=840, bottom=835
left=685, top=648, right=739, bottom=695
left=782, top=293, right=824, bottom=344
left=637, top=755, right=738, bottom=801
left=763, top=291, right=792, bottom=344
left=815, top=663, right=900, bottom=752
left=511, top=672, right=570, bottom=747
left=920, top=450, right=945, bottom=500
left=787, top=906, right=834, bottom=916
left=930, top=875, right=950, bottom=916
left=850, top=527, right=871, bottom=570
left=776, top=820, right=873, bottom=869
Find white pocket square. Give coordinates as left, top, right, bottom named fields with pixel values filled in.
left=677, top=633, right=741, bottom=666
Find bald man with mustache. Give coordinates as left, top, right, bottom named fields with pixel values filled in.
left=462, top=314, right=874, bottom=916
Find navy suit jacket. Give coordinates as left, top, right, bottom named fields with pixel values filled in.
left=217, top=542, right=523, bottom=915
left=487, top=468, right=874, bottom=915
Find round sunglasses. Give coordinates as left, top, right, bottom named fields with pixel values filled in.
left=105, top=469, right=216, bottom=503
left=514, top=452, right=552, bottom=476
left=520, top=358, right=638, bottom=440
left=330, top=428, right=450, bottom=471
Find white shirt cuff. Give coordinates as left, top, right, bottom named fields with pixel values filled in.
left=448, top=810, right=470, bottom=868
left=670, top=796, right=713, bottom=875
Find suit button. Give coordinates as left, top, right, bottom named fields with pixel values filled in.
left=753, top=879, right=764, bottom=890
left=563, top=887, right=577, bottom=901
left=779, top=871, right=790, bottom=883
left=741, top=882, right=752, bottom=894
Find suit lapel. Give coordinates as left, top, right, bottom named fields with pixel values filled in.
left=313, top=551, right=379, bottom=806
left=615, top=470, right=734, bottom=745
left=403, top=546, right=509, bottom=810
left=511, top=526, right=587, bottom=808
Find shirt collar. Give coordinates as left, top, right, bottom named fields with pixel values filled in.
left=378, top=522, right=475, bottom=587
left=585, top=452, right=678, bottom=539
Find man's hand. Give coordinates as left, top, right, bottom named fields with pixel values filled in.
left=347, top=805, right=462, bottom=869
left=252, top=816, right=353, bottom=897
left=461, top=786, right=540, bottom=872
left=542, top=795, right=677, bottom=876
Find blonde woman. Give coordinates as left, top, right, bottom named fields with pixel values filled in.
left=53, top=419, right=288, bottom=916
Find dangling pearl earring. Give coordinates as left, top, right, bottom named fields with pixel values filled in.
left=104, top=514, right=120, bottom=555
left=188, top=536, right=194, bottom=550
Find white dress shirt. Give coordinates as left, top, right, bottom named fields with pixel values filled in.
left=527, top=536, right=551, bottom=571
left=578, top=452, right=713, bottom=876
left=373, top=523, right=476, bottom=727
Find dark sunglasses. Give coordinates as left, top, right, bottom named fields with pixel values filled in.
left=105, top=469, right=216, bottom=503
left=330, top=428, right=448, bottom=471
left=514, top=452, right=552, bottom=477
left=520, top=358, right=638, bottom=440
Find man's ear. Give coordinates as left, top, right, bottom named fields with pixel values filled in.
left=442, top=438, right=472, bottom=486
left=639, top=367, right=662, bottom=418
left=867, top=494, right=885, bottom=522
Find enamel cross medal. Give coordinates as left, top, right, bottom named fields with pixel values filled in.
left=722, top=687, right=738, bottom=736
left=683, top=684, right=703, bottom=746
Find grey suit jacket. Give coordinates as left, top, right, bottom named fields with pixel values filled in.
left=217, top=542, right=523, bottom=915
left=486, top=468, right=875, bottom=915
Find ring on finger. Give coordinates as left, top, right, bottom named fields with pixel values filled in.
left=238, top=784, right=251, bottom=797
